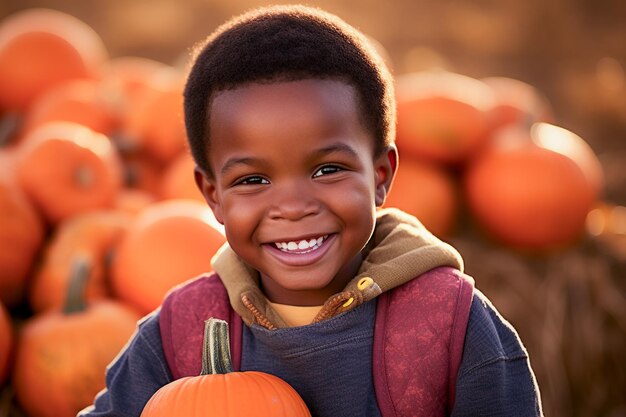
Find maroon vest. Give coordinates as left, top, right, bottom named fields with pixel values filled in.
left=159, top=266, right=474, bottom=417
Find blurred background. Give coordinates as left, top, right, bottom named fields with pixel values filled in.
left=0, top=1, right=625, bottom=417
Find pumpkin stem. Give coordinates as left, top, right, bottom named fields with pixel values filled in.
left=201, top=318, right=233, bottom=375
left=0, top=112, right=21, bottom=147
left=63, top=254, right=92, bottom=314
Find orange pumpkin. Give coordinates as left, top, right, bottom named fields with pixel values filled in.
left=122, top=80, right=188, bottom=164
left=0, top=301, right=12, bottom=384
left=159, top=151, right=205, bottom=202
left=15, top=121, right=123, bottom=224
left=141, top=318, right=311, bottom=417
left=111, top=199, right=226, bottom=314
left=114, top=188, right=157, bottom=215
left=13, top=256, right=141, bottom=417
left=99, top=56, right=180, bottom=113
left=0, top=177, right=46, bottom=307
left=0, top=8, right=107, bottom=112
left=21, top=79, right=120, bottom=136
left=118, top=150, right=166, bottom=195
left=395, top=70, right=495, bottom=165
left=481, top=76, right=554, bottom=130
left=0, top=138, right=20, bottom=179
left=463, top=122, right=604, bottom=250
left=29, top=209, right=133, bottom=313
left=383, top=156, right=458, bottom=237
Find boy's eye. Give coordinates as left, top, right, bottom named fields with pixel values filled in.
left=313, top=165, right=342, bottom=178
left=235, top=176, right=269, bottom=185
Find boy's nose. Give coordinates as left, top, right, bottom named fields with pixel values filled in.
left=267, top=182, right=320, bottom=221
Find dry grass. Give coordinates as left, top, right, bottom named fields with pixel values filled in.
left=454, top=234, right=626, bottom=417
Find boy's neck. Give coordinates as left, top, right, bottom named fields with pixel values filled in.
left=259, top=251, right=364, bottom=306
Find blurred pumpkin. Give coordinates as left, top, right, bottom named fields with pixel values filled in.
left=0, top=8, right=107, bottom=112
left=481, top=76, right=554, bottom=129
left=0, top=144, right=18, bottom=179
left=29, top=209, right=133, bottom=313
left=0, top=301, right=12, bottom=384
left=119, top=151, right=165, bottom=195
left=395, top=70, right=495, bottom=165
left=121, top=80, right=187, bottom=164
left=99, top=56, right=180, bottom=113
left=12, top=256, right=140, bottom=417
left=141, top=318, right=311, bottom=417
left=383, top=156, right=458, bottom=237
left=0, top=177, right=45, bottom=307
left=114, top=188, right=157, bottom=215
left=15, top=121, right=123, bottom=224
left=160, top=151, right=204, bottom=202
left=464, top=122, right=604, bottom=250
left=21, top=79, right=120, bottom=136
left=111, top=199, right=225, bottom=314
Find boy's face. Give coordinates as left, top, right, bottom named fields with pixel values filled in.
left=196, top=79, right=396, bottom=306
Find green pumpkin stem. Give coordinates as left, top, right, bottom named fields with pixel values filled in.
left=63, top=253, right=92, bottom=314
left=201, top=318, right=234, bottom=375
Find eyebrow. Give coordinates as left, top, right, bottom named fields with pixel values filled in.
left=312, top=143, right=359, bottom=159
left=220, top=156, right=263, bottom=176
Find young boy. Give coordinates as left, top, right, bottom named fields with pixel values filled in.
left=80, top=5, right=542, bottom=417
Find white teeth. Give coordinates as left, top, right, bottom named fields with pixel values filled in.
left=274, top=235, right=328, bottom=253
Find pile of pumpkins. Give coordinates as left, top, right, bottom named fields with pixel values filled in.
left=0, top=7, right=606, bottom=417
left=0, top=8, right=228, bottom=417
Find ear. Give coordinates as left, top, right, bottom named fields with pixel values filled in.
left=194, top=167, right=224, bottom=224
left=373, top=145, right=398, bottom=207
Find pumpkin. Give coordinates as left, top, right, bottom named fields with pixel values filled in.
left=114, top=188, right=157, bottom=215
left=383, top=156, right=458, bottom=237
left=141, top=318, right=311, bottom=417
left=21, top=79, right=120, bottom=136
left=29, top=209, right=133, bottom=313
left=395, top=70, right=495, bottom=165
left=122, top=79, right=187, bottom=164
left=15, top=121, right=123, bottom=224
left=481, top=76, right=554, bottom=130
left=0, top=143, right=20, bottom=180
left=119, top=151, right=165, bottom=195
left=99, top=56, right=180, bottom=112
left=0, top=8, right=107, bottom=112
left=0, top=301, right=12, bottom=384
left=12, top=255, right=141, bottom=417
left=463, top=122, right=604, bottom=250
left=111, top=199, right=226, bottom=313
left=160, top=151, right=205, bottom=202
left=0, top=177, right=46, bottom=307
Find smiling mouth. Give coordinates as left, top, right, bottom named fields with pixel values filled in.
left=272, top=235, right=329, bottom=254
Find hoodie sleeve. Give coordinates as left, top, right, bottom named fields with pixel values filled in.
left=451, top=290, right=543, bottom=417
left=77, top=311, right=172, bottom=417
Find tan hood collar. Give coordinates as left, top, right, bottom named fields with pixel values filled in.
left=211, top=208, right=464, bottom=329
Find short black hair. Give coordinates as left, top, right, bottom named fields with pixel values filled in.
left=183, top=4, right=395, bottom=175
